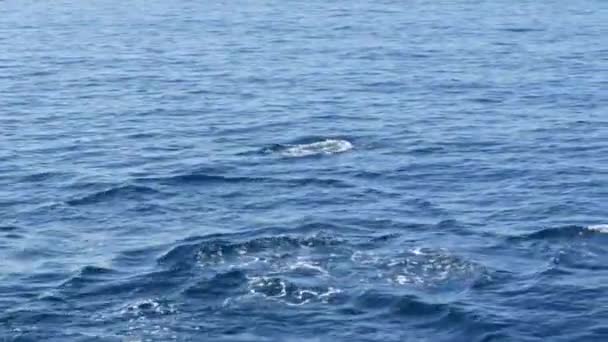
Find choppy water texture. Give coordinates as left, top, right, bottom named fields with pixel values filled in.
left=1, top=0, right=608, bottom=341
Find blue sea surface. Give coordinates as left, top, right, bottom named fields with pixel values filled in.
left=1, top=0, right=607, bottom=341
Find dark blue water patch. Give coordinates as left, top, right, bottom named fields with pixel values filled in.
left=140, top=169, right=354, bottom=189
left=182, top=269, right=248, bottom=299
left=151, top=173, right=270, bottom=185
left=468, top=97, right=505, bottom=104
left=354, top=291, right=450, bottom=318
left=56, top=267, right=188, bottom=304
left=0, top=225, right=20, bottom=232
left=498, top=27, right=546, bottom=33
left=406, top=145, right=447, bottom=155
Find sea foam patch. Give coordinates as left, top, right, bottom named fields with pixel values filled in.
left=587, top=224, right=608, bottom=233
left=279, top=139, right=353, bottom=157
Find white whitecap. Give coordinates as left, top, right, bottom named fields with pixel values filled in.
left=410, top=247, right=425, bottom=255
left=280, top=139, right=353, bottom=157
left=587, top=224, right=608, bottom=233
left=288, top=259, right=329, bottom=275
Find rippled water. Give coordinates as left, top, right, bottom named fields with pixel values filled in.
left=1, top=0, right=607, bottom=341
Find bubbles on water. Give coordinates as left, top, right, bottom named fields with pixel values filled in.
left=118, top=299, right=179, bottom=342
left=245, top=275, right=342, bottom=306
left=249, top=277, right=288, bottom=298
left=288, top=259, right=330, bottom=276
left=170, top=232, right=490, bottom=311
left=120, top=299, right=177, bottom=317
left=190, top=237, right=339, bottom=306
left=351, top=247, right=484, bottom=290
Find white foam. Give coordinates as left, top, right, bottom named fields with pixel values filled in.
left=120, top=299, right=176, bottom=316
left=351, top=250, right=380, bottom=264
left=243, top=274, right=341, bottom=306
left=289, top=260, right=328, bottom=275
left=394, top=275, right=410, bottom=285
left=248, top=276, right=287, bottom=298
left=587, top=224, right=608, bottom=233
left=410, top=247, right=425, bottom=255
left=281, top=139, right=353, bottom=157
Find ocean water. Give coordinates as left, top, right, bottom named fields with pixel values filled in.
left=1, top=0, right=607, bottom=341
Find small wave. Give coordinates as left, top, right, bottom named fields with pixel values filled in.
left=183, top=270, right=248, bottom=298
left=78, top=265, right=116, bottom=276
left=157, top=233, right=342, bottom=269
left=58, top=265, right=118, bottom=294
left=66, top=185, right=161, bottom=206
left=510, top=225, right=608, bottom=241
left=499, top=225, right=608, bottom=274
left=353, top=291, right=507, bottom=337
left=267, top=139, right=353, bottom=157
left=143, top=172, right=352, bottom=189
left=499, top=27, right=545, bottom=33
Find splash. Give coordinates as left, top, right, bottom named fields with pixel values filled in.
left=279, top=139, right=353, bottom=157
left=587, top=224, right=608, bottom=233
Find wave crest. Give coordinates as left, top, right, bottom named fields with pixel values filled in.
left=587, top=224, right=608, bottom=233
left=66, top=185, right=161, bottom=206
left=509, top=225, right=608, bottom=241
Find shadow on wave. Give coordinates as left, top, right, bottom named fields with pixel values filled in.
left=66, top=173, right=353, bottom=206
left=497, top=224, right=608, bottom=273
left=66, top=184, right=162, bottom=206
left=506, top=224, right=608, bottom=241
left=354, top=290, right=508, bottom=334
left=139, top=171, right=353, bottom=188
